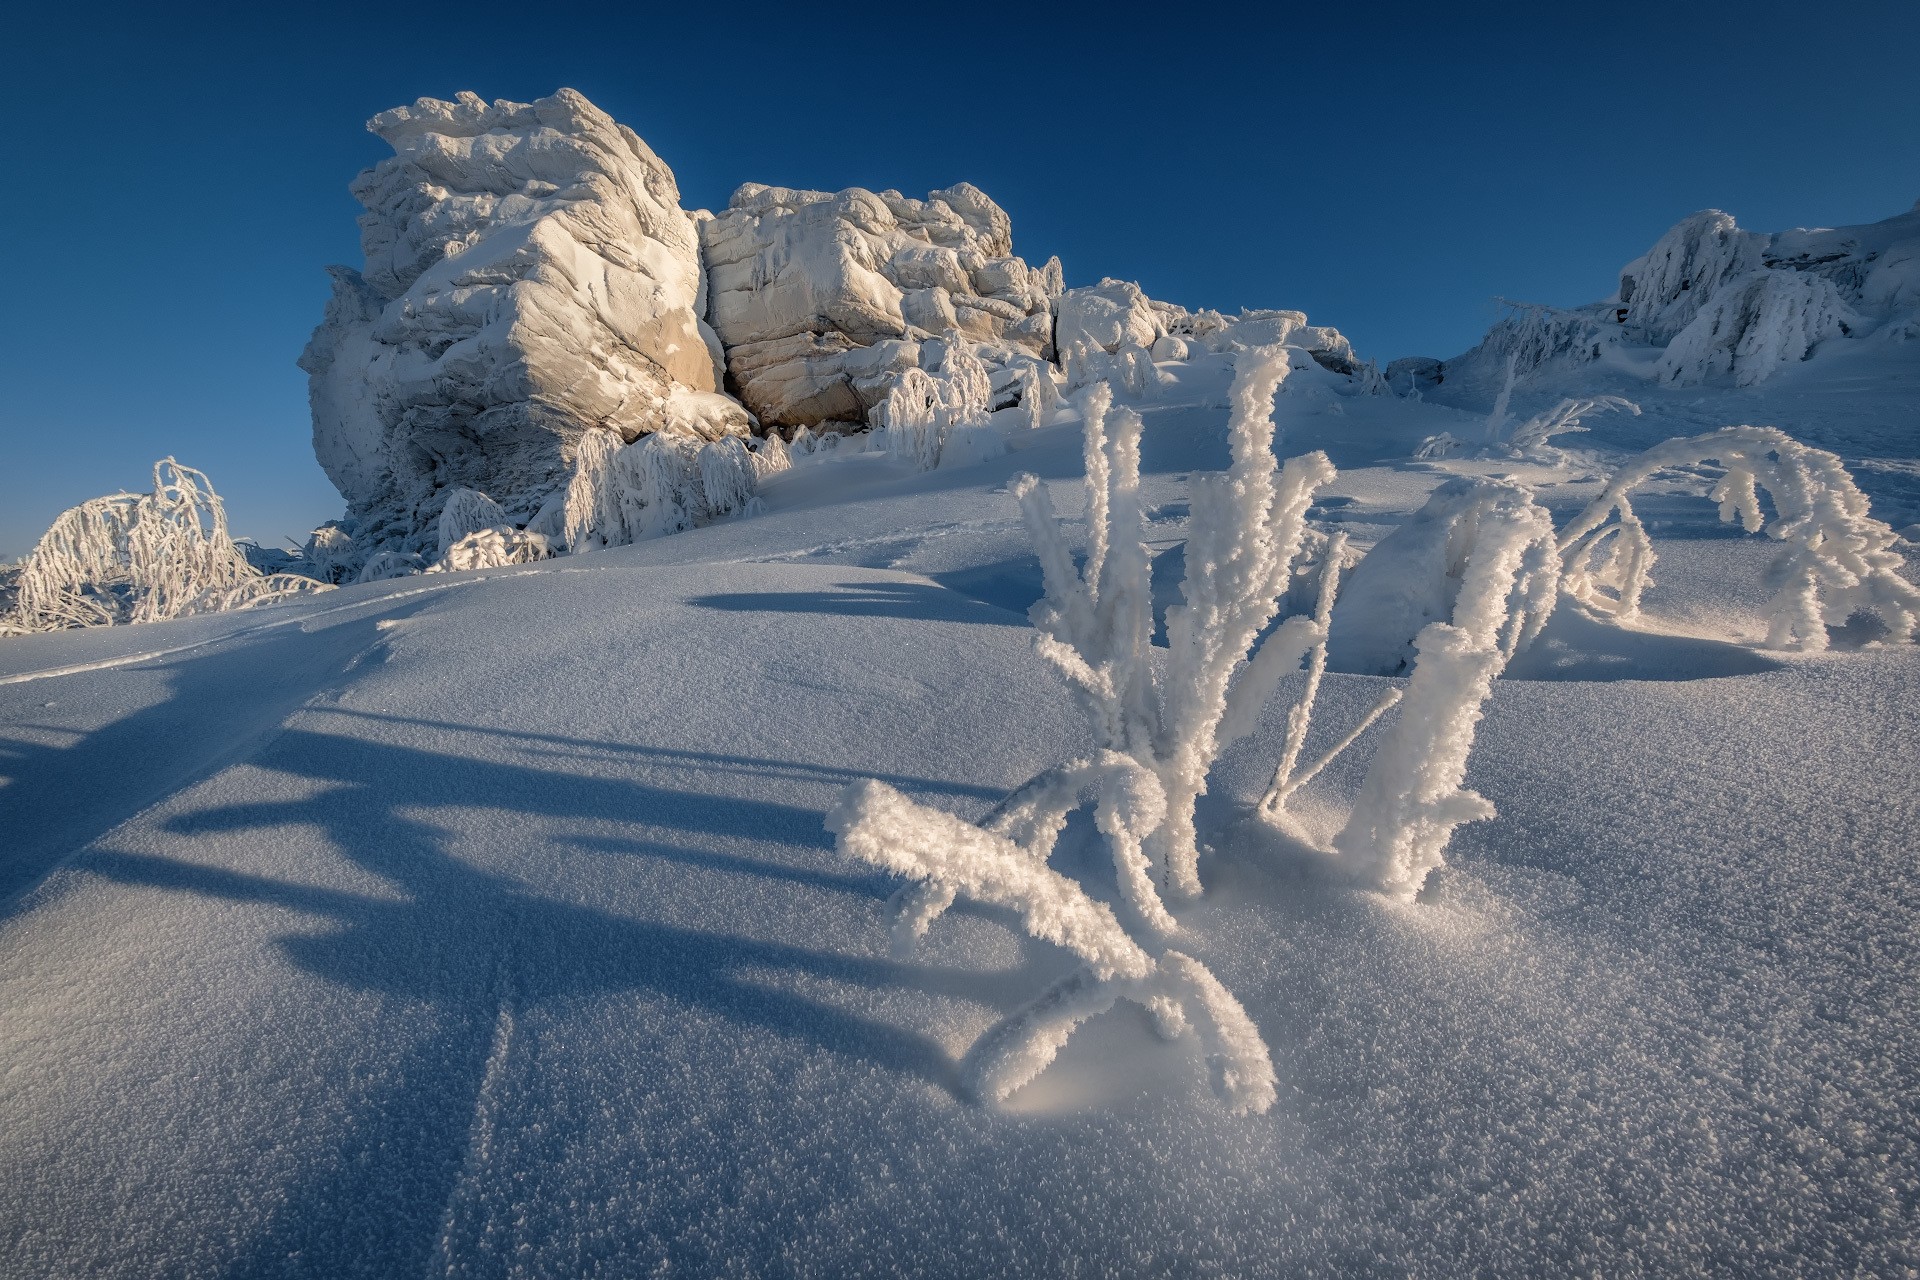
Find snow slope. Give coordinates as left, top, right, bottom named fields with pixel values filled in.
left=3, top=359, right=1918, bottom=1275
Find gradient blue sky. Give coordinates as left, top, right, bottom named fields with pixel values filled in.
left=3, top=0, right=1915, bottom=556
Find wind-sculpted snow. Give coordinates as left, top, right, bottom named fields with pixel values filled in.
left=302, top=89, right=751, bottom=565
left=699, top=182, right=1060, bottom=429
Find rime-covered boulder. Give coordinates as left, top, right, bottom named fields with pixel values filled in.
left=302, top=89, right=752, bottom=556
left=699, top=183, right=1062, bottom=427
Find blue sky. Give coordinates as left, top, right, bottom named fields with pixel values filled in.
left=2, top=0, right=1915, bottom=556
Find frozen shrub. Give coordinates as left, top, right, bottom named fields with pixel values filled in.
left=881, top=337, right=997, bottom=471
left=699, top=437, right=758, bottom=518
left=1313, top=484, right=1556, bottom=898
left=829, top=351, right=1326, bottom=1113
left=564, top=427, right=626, bottom=552
left=355, top=549, right=425, bottom=583
left=5, top=459, right=330, bottom=634
left=1559, top=426, right=1920, bottom=650
left=437, top=488, right=510, bottom=559
left=430, top=527, right=556, bottom=572
left=303, top=521, right=359, bottom=584
left=1502, top=396, right=1639, bottom=463
left=564, top=424, right=768, bottom=553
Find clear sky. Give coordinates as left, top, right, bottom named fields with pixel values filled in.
left=2, top=0, right=1916, bottom=557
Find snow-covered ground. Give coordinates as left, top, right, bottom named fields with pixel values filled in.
left=3, top=342, right=1918, bottom=1275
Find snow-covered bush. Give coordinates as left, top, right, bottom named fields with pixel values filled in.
left=303, top=521, right=359, bottom=584
left=4, top=459, right=331, bottom=635
left=429, top=527, right=556, bottom=572
left=563, top=425, right=772, bottom=552
left=829, top=353, right=1329, bottom=1113
left=1113, top=341, right=1167, bottom=399
left=1559, top=426, right=1920, bottom=649
left=355, top=549, right=425, bottom=583
left=881, top=338, right=998, bottom=471
left=1277, top=482, right=1559, bottom=898
left=699, top=436, right=758, bottom=518
left=1502, top=395, right=1639, bottom=463
left=437, top=488, right=510, bottom=558
left=1229, top=479, right=1558, bottom=898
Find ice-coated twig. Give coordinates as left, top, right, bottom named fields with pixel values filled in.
left=1258, top=531, right=1350, bottom=805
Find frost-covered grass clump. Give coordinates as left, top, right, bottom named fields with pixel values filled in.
left=2, top=459, right=331, bottom=635
left=830, top=355, right=1320, bottom=1113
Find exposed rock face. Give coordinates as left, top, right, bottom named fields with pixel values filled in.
left=699, top=183, right=1061, bottom=428
left=302, top=89, right=750, bottom=556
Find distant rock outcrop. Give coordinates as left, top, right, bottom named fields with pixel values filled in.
left=1419, top=202, right=1920, bottom=398
left=302, top=89, right=750, bottom=558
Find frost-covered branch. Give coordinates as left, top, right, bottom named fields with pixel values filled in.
left=1559, top=426, right=1920, bottom=649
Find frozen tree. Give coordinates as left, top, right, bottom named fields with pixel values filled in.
left=303, top=522, right=359, bottom=584
left=828, top=351, right=1328, bottom=1113
left=5, top=459, right=331, bottom=634
left=564, top=424, right=771, bottom=553
left=882, top=337, right=998, bottom=471
left=564, top=427, right=626, bottom=552
left=699, top=437, right=758, bottom=518
left=1113, top=341, right=1167, bottom=399
left=1558, top=426, right=1920, bottom=649
left=355, top=550, right=425, bottom=583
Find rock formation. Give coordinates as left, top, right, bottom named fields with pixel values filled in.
left=302, top=89, right=749, bottom=558
left=698, top=183, right=1061, bottom=428
left=304, top=87, right=1373, bottom=558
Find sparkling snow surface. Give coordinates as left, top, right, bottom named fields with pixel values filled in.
left=3, top=348, right=1917, bottom=1276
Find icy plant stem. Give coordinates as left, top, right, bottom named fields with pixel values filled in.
left=1262, top=685, right=1404, bottom=816
left=1262, top=532, right=1348, bottom=809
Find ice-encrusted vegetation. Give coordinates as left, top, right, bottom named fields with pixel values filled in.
left=1558, top=426, right=1920, bottom=650
left=2, top=460, right=330, bottom=635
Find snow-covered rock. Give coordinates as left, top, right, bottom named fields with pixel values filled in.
left=699, top=183, right=1060, bottom=428
left=302, top=89, right=752, bottom=560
